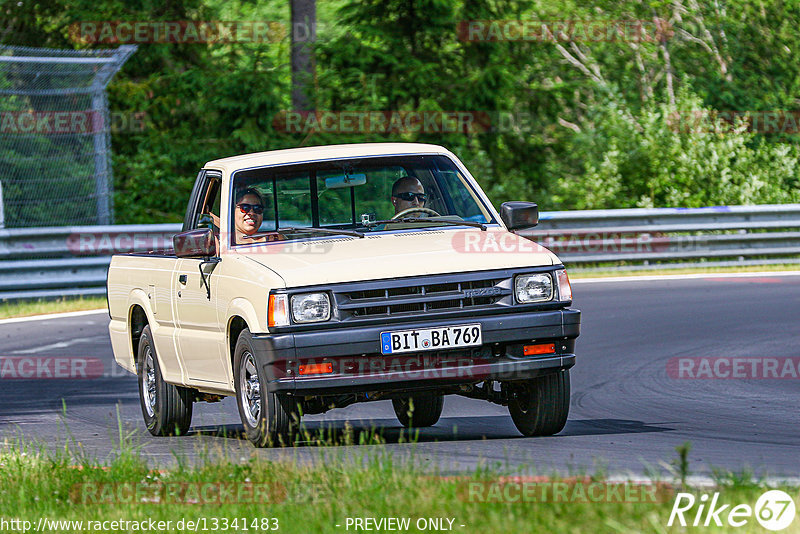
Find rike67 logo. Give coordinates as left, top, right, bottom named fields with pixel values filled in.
left=668, top=490, right=796, bottom=531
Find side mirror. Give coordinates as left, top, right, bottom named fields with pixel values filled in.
left=174, top=228, right=216, bottom=258
left=500, top=201, right=539, bottom=231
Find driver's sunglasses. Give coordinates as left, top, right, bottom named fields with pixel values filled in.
left=393, top=192, right=427, bottom=202
left=237, top=203, right=264, bottom=214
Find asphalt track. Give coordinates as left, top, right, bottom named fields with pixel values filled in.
left=1, top=274, right=799, bottom=478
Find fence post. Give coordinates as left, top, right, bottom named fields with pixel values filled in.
left=92, top=91, right=111, bottom=225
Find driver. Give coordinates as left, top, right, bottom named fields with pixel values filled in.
left=391, top=176, right=427, bottom=216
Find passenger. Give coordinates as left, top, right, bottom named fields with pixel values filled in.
left=234, top=188, right=266, bottom=244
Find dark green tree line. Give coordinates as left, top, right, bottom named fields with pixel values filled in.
left=1, top=0, right=798, bottom=222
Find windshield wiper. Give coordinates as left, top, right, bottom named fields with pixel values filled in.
left=255, top=226, right=366, bottom=239
left=365, top=218, right=487, bottom=231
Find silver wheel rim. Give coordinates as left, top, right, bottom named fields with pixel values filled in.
left=240, top=351, right=261, bottom=427
left=143, top=347, right=156, bottom=418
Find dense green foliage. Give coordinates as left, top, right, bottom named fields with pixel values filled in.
left=2, top=0, right=799, bottom=222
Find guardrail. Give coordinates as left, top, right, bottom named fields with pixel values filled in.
left=522, top=204, right=800, bottom=266
left=0, top=224, right=179, bottom=300
left=1, top=205, right=799, bottom=300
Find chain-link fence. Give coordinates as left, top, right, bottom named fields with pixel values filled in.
left=0, top=45, right=136, bottom=228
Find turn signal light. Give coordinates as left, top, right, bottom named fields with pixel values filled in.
left=268, top=294, right=289, bottom=327
left=299, top=363, right=333, bottom=375
left=556, top=269, right=572, bottom=301
left=523, top=343, right=555, bottom=356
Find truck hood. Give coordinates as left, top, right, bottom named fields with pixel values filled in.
left=233, top=228, right=558, bottom=287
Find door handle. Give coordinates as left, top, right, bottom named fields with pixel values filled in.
left=179, top=274, right=187, bottom=285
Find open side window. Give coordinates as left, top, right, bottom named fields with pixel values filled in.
left=182, top=170, right=222, bottom=251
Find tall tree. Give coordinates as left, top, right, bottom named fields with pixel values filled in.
left=291, top=0, right=316, bottom=110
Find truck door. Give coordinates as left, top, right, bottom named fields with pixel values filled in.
left=173, top=170, right=228, bottom=386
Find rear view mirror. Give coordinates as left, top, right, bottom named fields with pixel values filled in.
left=325, top=173, right=367, bottom=189
left=174, top=228, right=217, bottom=258
left=500, top=201, right=539, bottom=231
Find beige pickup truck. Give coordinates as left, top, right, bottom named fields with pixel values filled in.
left=107, top=143, right=580, bottom=446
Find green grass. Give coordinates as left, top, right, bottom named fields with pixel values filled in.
left=0, top=296, right=107, bottom=320
left=0, top=441, right=798, bottom=533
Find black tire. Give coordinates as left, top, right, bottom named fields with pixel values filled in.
left=137, top=325, right=193, bottom=436
left=234, top=328, right=299, bottom=447
left=392, top=393, right=444, bottom=428
left=508, top=370, right=570, bottom=437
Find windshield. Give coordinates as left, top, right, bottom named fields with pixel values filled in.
left=230, top=155, right=495, bottom=245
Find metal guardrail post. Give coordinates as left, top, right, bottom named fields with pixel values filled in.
left=0, top=180, right=4, bottom=229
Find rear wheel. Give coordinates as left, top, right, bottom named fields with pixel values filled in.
left=508, top=370, right=570, bottom=437
left=234, top=328, right=299, bottom=447
left=137, top=325, right=193, bottom=436
left=392, top=393, right=444, bottom=427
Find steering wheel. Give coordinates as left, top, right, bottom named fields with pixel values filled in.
left=391, top=207, right=441, bottom=220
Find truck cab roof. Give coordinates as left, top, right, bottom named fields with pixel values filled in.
left=204, top=143, right=453, bottom=172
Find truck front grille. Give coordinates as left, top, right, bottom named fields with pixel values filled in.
left=335, top=275, right=512, bottom=319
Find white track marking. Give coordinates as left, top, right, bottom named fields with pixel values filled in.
left=8, top=336, right=107, bottom=354
left=0, top=308, right=107, bottom=326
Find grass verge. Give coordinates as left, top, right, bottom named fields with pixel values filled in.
left=569, top=263, right=800, bottom=278
left=0, top=296, right=107, bottom=320
left=0, top=443, right=797, bottom=533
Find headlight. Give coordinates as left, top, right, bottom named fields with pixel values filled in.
left=291, top=292, right=331, bottom=323
left=514, top=274, right=553, bottom=303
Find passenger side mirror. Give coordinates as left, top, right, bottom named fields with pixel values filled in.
left=174, top=228, right=217, bottom=258
left=500, top=201, right=539, bottom=231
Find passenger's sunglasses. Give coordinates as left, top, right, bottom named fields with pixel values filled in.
left=237, top=203, right=264, bottom=214
left=393, top=192, right=427, bottom=202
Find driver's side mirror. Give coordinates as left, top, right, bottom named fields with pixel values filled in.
left=500, top=201, right=539, bottom=231
left=174, top=228, right=217, bottom=258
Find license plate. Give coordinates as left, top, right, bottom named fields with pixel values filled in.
left=380, top=324, right=482, bottom=355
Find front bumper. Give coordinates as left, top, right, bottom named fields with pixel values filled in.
left=253, top=308, right=580, bottom=395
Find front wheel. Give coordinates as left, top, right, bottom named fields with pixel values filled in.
left=137, top=325, right=193, bottom=436
left=234, top=328, right=299, bottom=447
left=392, top=393, right=444, bottom=427
left=507, top=370, right=570, bottom=437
